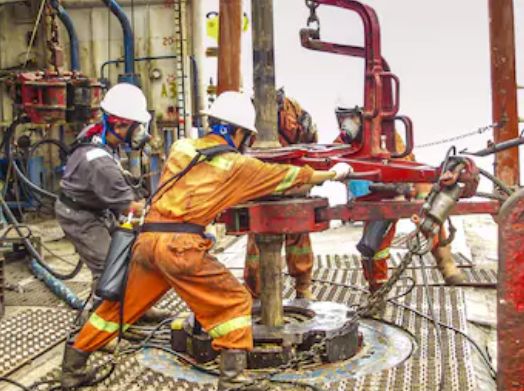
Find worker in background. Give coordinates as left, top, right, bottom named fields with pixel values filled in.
left=60, top=91, right=354, bottom=390
left=334, top=106, right=465, bottom=293
left=244, top=87, right=318, bottom=300
left=55, top=83, right=170, bottom=322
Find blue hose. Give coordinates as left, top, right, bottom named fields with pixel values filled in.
left=102, top=0, right=135, bottom=76
left=29, top=259, right=84, bottom=310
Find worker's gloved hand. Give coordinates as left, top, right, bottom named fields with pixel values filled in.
left=330, top=163, right=354, bottom=181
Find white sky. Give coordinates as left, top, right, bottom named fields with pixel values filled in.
left=203, top=0, right=524, bottom=196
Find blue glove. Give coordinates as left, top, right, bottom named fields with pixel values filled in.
left=348, top=180, right=372, bottom=199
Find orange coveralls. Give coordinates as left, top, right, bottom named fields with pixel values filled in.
left=73, top=134, right=314, bottom=353
left=356, top=134, right=447, bottom=288
left=244, top=97, right=317, bottom=298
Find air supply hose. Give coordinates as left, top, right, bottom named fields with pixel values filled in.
left=0, top=188, right=82, bottom=280
left=5, top=117, right=59, bottom=201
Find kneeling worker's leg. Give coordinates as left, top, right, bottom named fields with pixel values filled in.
left=156, top=244, right=254, bottom=390
left=62, top=239, right=170, bottom=389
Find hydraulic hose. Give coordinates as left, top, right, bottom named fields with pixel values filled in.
left=0, top=187, right=82, bottom=280
left=5, top=118, right=59, bottom=200
left=102, top=0, right=135, bottom=75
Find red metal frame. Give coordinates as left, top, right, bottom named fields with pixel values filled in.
left=300, top=0, right=413, bottom=159
left=219, top=198, right=499, bottom=235
left=498, top=190, right=524, bottom=389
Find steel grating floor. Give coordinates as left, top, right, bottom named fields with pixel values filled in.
left=314, top=252, right=473, bottom=270
left=311, top=254, right=496, bottom=288
left=27, top=279, right=477, bottom=391
left=0, top=308, right=75, bottom=377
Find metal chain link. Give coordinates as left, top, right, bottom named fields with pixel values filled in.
left=415, top=122, right=501, bottom=149
left=46, top=2, right=61, bottom=72
left=305, top=0, right=320, bottom=30
left=357, top=229, right=432, bottom=317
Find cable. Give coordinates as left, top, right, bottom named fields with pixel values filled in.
left=0, top=190, right=82, bottom=280
left=419, top=254, right=445, bottom=391
left=475, top=192, right=507, bottom=202
left=0, top=376, right=30, bottom=391
left=23, top=0, right=46, bottom=68
left=310, top=277, right=497, bottom=379
left=478, top=168, right=513, bottom=197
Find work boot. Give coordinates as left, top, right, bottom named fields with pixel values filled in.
left=61, top=343, right=96, bottom=390
left=432, top=245, right=465, bottom=286
left=296, top=288, right=315, bottom=300
left=218, top=350, right=262, bottom=391
left=138, top=307, right=173, bottom=323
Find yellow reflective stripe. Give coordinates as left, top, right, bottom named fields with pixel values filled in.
left=208, top=315, right=252, bottom=339
left=373, top=247, right=390, bottom=261
left=88, top=313, right=130, bottom=333
left=416, top=193, right=429, bottom=200
left=206, top=155, right=233, bottom=171
left=171, top=139, right=199, bottom=158
left=287, top=245, right=312, bottom=256
left=275, top=166, right=300, bottom=193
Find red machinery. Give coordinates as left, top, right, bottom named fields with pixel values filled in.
left=221, top=0, right=498, bottom=235
left=10, top=71, right=102, bottom=125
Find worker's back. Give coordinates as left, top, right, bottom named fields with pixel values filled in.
left=147, top=134, right=314, bottom=226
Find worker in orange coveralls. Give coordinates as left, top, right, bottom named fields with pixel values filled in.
left=244, top=87, right=318, bottom=300
left=60, top=91, right=354, bottom=391
left=335, top=106, right=464, bottom=294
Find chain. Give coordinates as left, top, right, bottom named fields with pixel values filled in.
left=46, top=2, right=61, bottom=72
left=305, top=0, right=320, bottom=30
left=415, top=122, right=502, bottom=149
left=357, top=229, right=432, bottom=317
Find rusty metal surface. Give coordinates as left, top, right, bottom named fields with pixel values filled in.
left=497, top=189, right=524, bottom=389
left=220, top=197, right=499, bottom=235
left=488, top=0, right=520, bottom=186
left=217, top=0, right=242, bottom=94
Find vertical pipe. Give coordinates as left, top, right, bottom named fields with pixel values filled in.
left=217, top=0, right=242, bottom=94
left=255, top=234, right=284, bottom=327
left=49, top=0, right=80, bottom=72
left=251, top=0, right=279, bottom=147
left=252, top=0, right=283, bottom=329
left=191, top=0, right=207, bottom=129
left=498, top=189, right=524, bottom=390
left=488, top=0, right=519, bottom=186
left=102, top=0, right=135, bottom=77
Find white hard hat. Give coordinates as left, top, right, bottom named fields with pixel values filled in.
left=203, top=91, right=258, bottom=133
left=100, top=83, right=151, bottom=124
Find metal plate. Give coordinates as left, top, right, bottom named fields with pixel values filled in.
left=0, top=308, right=75, bottom=377
left=314, top=252, right=473, bottom=270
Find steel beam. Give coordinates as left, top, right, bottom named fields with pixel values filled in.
left=217, top=0, right=242, bottom=94
left=488, top=0, right=520, bottom=186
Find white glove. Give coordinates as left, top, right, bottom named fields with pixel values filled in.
left=330, top=163, right=354, bottom=181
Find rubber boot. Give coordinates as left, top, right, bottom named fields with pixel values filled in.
left=432, top=245, right=465, bottom=286
left=217, top=350, right=262, bottom=391
left=296, top=287, right=314, bottom=300
left=61, top=343, right=95, bottom=390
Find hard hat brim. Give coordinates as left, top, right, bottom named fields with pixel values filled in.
left=201, top=110, right=258, bottom=134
